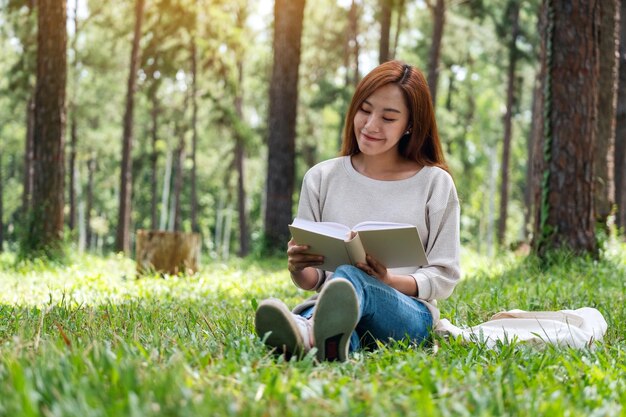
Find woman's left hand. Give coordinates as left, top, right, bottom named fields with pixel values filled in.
left=356, top=254, right=391, bottom=285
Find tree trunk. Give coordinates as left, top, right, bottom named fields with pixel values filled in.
left=264, top=0, right=306, bottom=251
left=116, top=0, right=145, bottom=253
left=427, top=0, right=445, bottom=107
left=379, top=0, right=392, bottom=64
left=0, top=152, right=3, bottom=253
left=535, top=0, right=600, bottom=256
left=391, top=0, right=405, bottom=60
left=235, top=60, right=250, bottom=257
left=617, top=0, right=626, bottom=233
left=160, top=148, right=173, bottom=231
left=525, top=74, right=542, bottom=240
left=172, top=123, right=186, bottom=232
left=22, top=96, right=35, bottom=216
left=150, top=92, right=160, bottom=230
left=349, top=0, right=361, bottom=86
left=497, top=0, right=520, bottom=247
left=68, top=110, right=78, bottom=231
left=594, top=0, right=619, bottom=225
left=190, top=37, right=199, bottom=234
left=26, top=0, right=67, bottom=256
left=86, top=155, right=96, bottom=249
left=136, top=230, right=201, bottom=275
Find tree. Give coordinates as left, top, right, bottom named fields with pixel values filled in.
left=264, top=0, right=306, bottom=251
left=116, top=0, right=145, bottom=253
left=533, top=0, right=600, bottom=256
left=0, top=151, right=3, bottom=253
left=427, top=0, right=446, bottom=107
left=615, top=0, right=626, bottom=234
left=25, top=0, right=67, bottom=256
left=594, top=0, right=619, bottom=226
left=497, top=0, right=521, bottom=246
left=379, top=0, right=393, bottom=63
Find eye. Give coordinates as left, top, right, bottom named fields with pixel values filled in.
left=383, top=117, right=397, bottom=122
left=359, top=106, right=371, bottom=114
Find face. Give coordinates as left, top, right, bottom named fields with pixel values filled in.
left=353, top=83, right=410, bottom=158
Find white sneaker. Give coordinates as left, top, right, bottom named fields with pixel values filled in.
left=313, top=278, right=359, bottom=362
left=255, top=298, right=313, bottom=357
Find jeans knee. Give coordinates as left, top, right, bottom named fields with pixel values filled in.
left=334, top=265, right=364, bottom=280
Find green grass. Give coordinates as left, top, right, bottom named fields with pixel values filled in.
left=0, top=241, right=625, bottom=417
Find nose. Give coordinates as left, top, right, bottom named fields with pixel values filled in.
left=364, top=115, right=380, bottom=132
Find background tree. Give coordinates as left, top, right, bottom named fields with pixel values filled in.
left=264, top=0, right=306, bottom=251
left=533, top=0, right=600, bottom=256
left=594, top=0, right=619, bottom=227
left=379, top=0, right=393, bottom=63
left=24, top=0, right=67, bottom=257
left=427, top=0, right=446, bottom=106
left=496, top=0, right=521, bottom=246
left=116, top=0, right=145, bottom=254
left=615, top=0, right=626, bottom=234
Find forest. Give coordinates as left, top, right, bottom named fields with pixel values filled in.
left=1, top=0, right=623, bottom=262
left=2, top=2, right=626, bottom=416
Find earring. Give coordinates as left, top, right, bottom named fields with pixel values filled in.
left=404, top=130, right=411, bottom=135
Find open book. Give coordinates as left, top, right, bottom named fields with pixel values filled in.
left=288, top=218, right=428, bottom=272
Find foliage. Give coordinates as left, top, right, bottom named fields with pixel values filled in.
left=0, top=241, right=625, bottom=416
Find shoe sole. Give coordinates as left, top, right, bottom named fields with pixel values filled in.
left=313, top=278, right=359, bottom=362
left=255, top=299, right=304, bottom=357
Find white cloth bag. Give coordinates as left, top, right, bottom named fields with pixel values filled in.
left=434, top=307, right=607, bottom=348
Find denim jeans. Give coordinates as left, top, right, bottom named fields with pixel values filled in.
left=299, top=265, right=433, bottom=351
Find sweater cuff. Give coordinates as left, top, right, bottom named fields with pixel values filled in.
left=412, top=272, right=432, bottom=300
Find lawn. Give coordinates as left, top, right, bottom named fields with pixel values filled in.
left=0, top=241, right=625, bottom=417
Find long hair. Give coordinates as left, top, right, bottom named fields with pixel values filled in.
left=340, top=60, right=448, bottom=172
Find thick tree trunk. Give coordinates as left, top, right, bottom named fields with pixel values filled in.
left=427, top=0, right=445, bottom=107
left=379, top=0, right=392, bottom=64
left=525, top=75, right=542, bottom=240
left=497, top=0, right=520, bottom=247
left=116, top=0, right=145, bottom=253
left=27, top=0, right=67, bottom=255
left=594, top=0, right=619, bottom=225
left=349, top=0, right=360, bottom=86
left=615, top=0, right=626, bottom=233
left=136, top=230, right=201, bottom=275
left=264, top=0, right=306, bottom=250
left=535, top=0, right=600, bottom=256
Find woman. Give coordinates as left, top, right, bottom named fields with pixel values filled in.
left=255, top=60, right=460, bottom=362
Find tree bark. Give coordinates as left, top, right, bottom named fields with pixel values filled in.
left=594, top=0, right=619, bottom=225
left=427, top=0, right=445, bottom=107
left=172, top=122, right=186, bottom=232
left=190, top=37, right=199, bottom=234
left=27, top=0, right=67, bottom=255
left=497, top=0, right=520, bottom=247
left=391, top=0, right=405, bottom=60
left=525, top=74, right=542, bottom=240
left=615, top=0, right=626, bottom=233
left=0, top=152, right=3, bottom=253
left=116, top=0, right=145, bottom=253
left=379, top=0, right=392, bottom=64
left=86, top=155, right=96, bottom=249
left=264, top=0, right=306, bottom=251
left=22, top=96, right=35, bottom=216
left=68, top=109, right=78, bottom=231
left=150, top=91, right=160, bottom=230
left=349, top=0, right=361, bottom=86
left=535, top=0, right=600, bottom=256
left=235, top=60, right=249, bottom=257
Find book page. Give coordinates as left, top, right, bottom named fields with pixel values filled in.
left=356, top=227, right=427, bottom=269
left=353, top=221, right=415, bottom=231
left=345, top=233, right=366, bottom=265
left=288, top=224, right=352, bottom=272
left=290, top=218, right=351, bottom=240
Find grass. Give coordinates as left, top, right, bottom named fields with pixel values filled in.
left=0, top=241, right=625, bottom=417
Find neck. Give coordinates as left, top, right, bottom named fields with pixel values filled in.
left=351, top=152, right=421, bottom=180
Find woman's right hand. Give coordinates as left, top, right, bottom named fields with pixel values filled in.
left=287, top=238, right=324, bottom=274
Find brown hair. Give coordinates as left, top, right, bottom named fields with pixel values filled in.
left=340, top=60, right=448, bottom=172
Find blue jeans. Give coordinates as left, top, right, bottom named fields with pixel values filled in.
left=300, top=265, right=433, bottom=351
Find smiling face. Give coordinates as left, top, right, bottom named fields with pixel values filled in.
left=353, top=83, right=411, bottom=159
